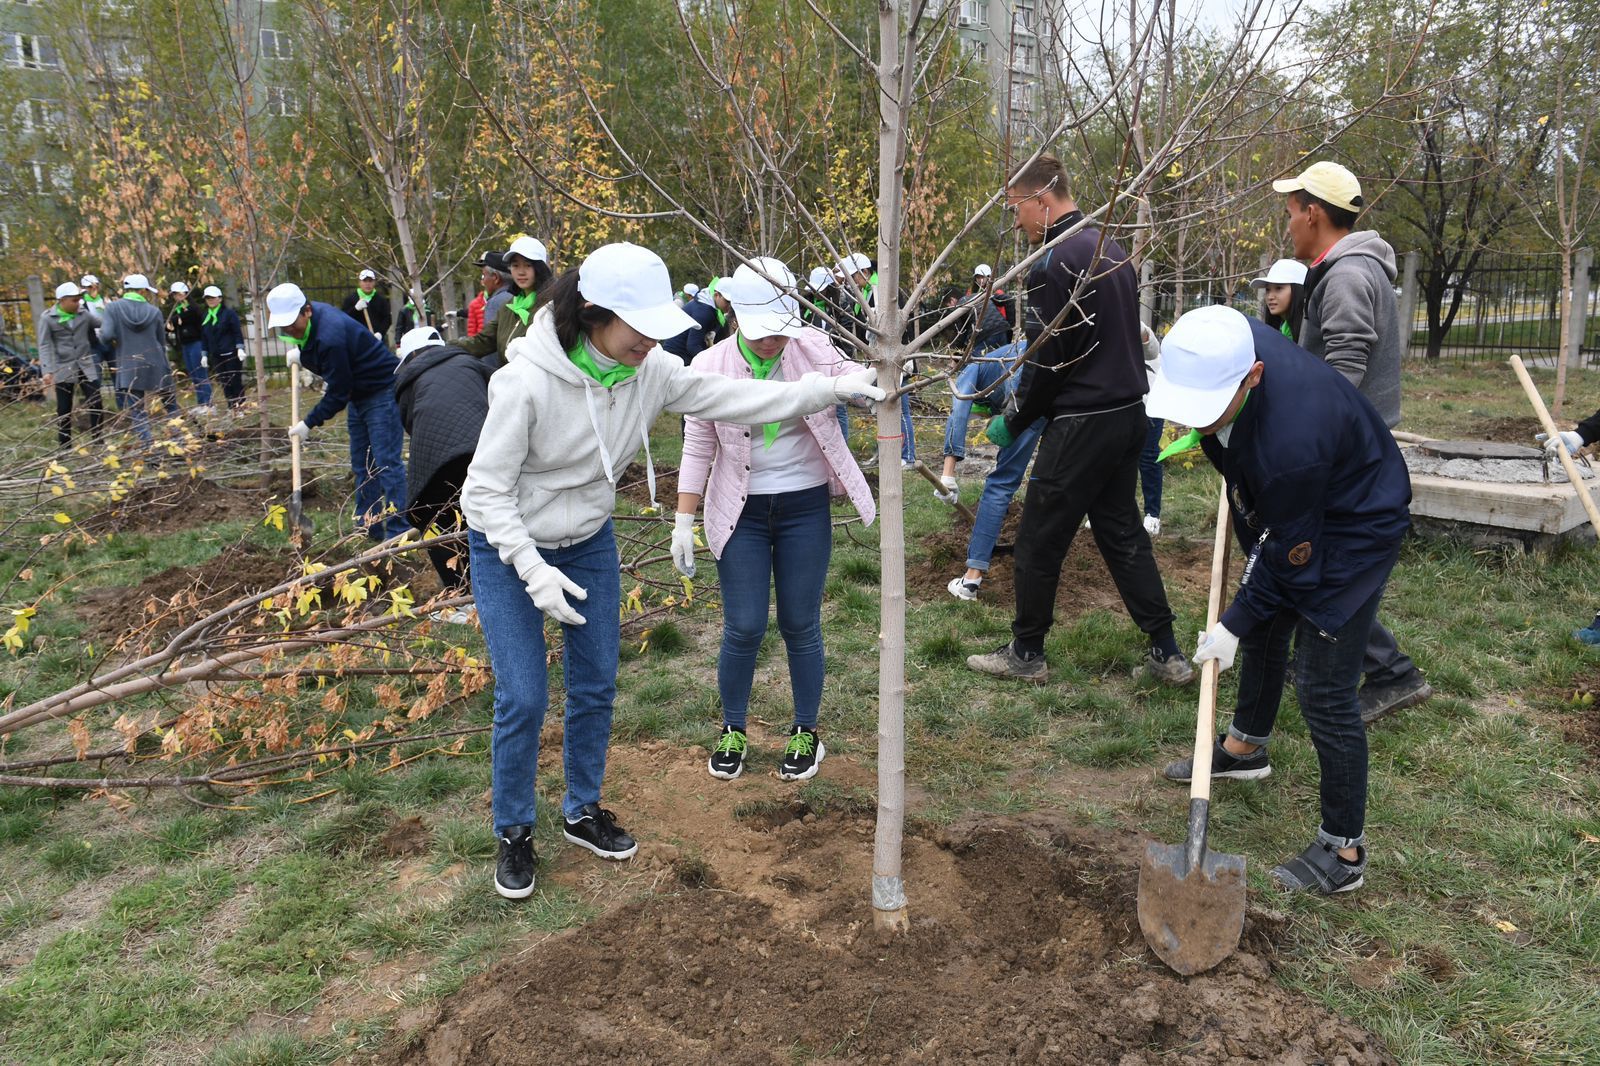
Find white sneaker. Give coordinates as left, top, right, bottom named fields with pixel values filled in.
left=1144, top=514, right=1162, bottom=536
left=947, top=575, right=980, bottom=601
left=430, top=607, right=475, bottom=625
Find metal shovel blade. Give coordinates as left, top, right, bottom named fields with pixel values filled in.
left=1137, top=802, right=1246, bottom=976
left=288, top=489, right=313, bottom=542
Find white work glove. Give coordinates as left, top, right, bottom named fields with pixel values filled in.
left=671, top=512, right=697, bottom=578
left=520, top=559, right=587, bottom=626
left=285, top=348, right=301, bottom=368
left=1140, top=323, right=1162, bottom=374
left=288, top=420, right=310, bottom=442
left=1537, top=430, right=1584, bottom=455
left=934, top=475, right=959, bottom=504
left=199, top=354, right=208, bottom=369
left=373, top=331, right=383, bottom=341
left=238, top=347, right=251, bottom=365
left=832, top=367, right=886, bottom=404
left=355, top=297, right=370, bottom=310
left=1193, top=623, right=1240, bottom=674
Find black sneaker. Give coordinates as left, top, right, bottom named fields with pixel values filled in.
left=1358, top=671, right=1432, bottom=725
left=1271, top=841, right=1366, bottom=895
left=563, top=803, right=638, bottom=860
left=708, top=726, right=747, bottom=780
left=778, top=725, right=826, bottom=781
left=1161, top=738, right=1272, bottom=782
left=494, top=824, right=536, bottom=899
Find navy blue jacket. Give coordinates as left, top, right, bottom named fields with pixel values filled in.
left=199, top=305, right=244, bottom=359
left=1201, top=320, right=1411, bottom=638
left=661, top=298, right=720, bottom=363
left=298, top=301, right=400, bottom=429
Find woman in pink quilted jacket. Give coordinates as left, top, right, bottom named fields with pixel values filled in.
left=673, top=258, right=877, bottom=782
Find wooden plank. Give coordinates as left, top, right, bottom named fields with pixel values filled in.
left=1408, top=474, right=1589, bottom=534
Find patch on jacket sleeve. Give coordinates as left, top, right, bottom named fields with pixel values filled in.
left=1287, top=541, right=1313, bottom=566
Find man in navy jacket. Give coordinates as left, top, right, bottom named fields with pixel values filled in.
left=267, top=282, right=409, bottom=541
left=1148, top=305, right=1412, bottom=896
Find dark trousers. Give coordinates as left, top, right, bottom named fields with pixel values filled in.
left=410, top=457, right=470, bottom=592
left=1011, top=403, right=1177, bottom=656
left=210, top=350, right=247, bottom=407
left=1139, top=417, right=1164, bottom=518
left=1362, top=617, right=1416, bottom=686
left=1227, top=582, right=1388, bottom=845
left=54, top=377, right=105, bottom=447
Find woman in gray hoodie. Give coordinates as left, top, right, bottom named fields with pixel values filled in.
left=97, top=275, right=179, bottom=444
left=459, top=242, right=883, bottom=900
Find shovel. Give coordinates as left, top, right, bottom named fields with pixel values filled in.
left=287, top=361, right=314, bottom=547
left=1137, top=483, right=1246, bottom=976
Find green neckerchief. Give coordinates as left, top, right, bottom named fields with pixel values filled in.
left=1278, top=320, right=1293, bottom=339
left=856, top=270, right=878, bottom=315
left=568, top=336, right=636, bottom=388
left=202, top=305, right=220, bottom=327
left=737, top=333, right=782, bottom=448
left=56, top=306, right=76, bottom=324
left=281, top=314, right=315, bottom=350
left=1157, top=392, right=1250, bottom=463
left=708, top=278, right=727, bottom=327
left=84, top=295, right=104, bottom=310
left=123, top=292, right=147, bottom=304
left=173, top=300, right=188, bottom=315
left=508, top=289, right=536, bottom=326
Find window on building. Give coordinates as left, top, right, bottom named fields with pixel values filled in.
left=28, top=160, right=71, bottom=194
left=259, top=28, right=292, bottom=59
left=4, top=33, right=61, bottom=71
left=958, top=0, right=986, bottom=27
left=104, top=39, right=143, bottom=77
left=1013, top=42, right=1036, bottom=74
left=1014, top=0, right=1036, bottom=34
left=265, top=86, right=300, bottom=116
left=960, top=37, right=988, bottom=62
left=1010, top=81, right=1035, bottom=116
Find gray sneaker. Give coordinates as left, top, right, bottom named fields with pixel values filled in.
left=1133, top=649, right=1195, bottom=685
left=1358, top=672, right=1432, bottom=725
left=966, top=642, right=1047, bottom=682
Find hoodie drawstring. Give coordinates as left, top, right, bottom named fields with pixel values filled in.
left=580, top=379, right=658, bottom=511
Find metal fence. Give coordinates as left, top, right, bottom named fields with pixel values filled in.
left=1403, top=249, right=1600, bottom=366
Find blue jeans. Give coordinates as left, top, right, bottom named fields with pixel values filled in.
left=714, top=484, right=832, bottom=731
left=1227, top=581, right=1389, bottom=847
left=471, top=524, right=622, bottom=833
left=967, top=423, right=1042, bottom=571
left=181, top=341, right=211, bottom=406
left=941, top=343, right=1024, bottom=460
left=900, top=392, right=916, bottom=463
left=347, top=388, right=410, bottom=541
left=836, top=404, right=850, bottom=445
left=1139, top=417, right=1164, bottom=518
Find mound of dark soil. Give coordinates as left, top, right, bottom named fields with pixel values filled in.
left=379, top=812, right=1392, bottom=1066
left=75, top=543, right=292, bottom=650
left=83, top=476, right=277, bottom=535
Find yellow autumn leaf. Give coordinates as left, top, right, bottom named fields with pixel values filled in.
left=53, top=513, right=71, bottom=525
left=1494, top=920, right=1518, bottom=933
left=264, top=504, right=286, bottom=531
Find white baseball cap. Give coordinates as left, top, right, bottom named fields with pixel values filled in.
left=1145, top=306, right=1258, bottom=429
left=397, top=326, right=442, bottom=363
left=54, top=281, right=83, bottom=299
left=577, top=243, right=697, bottom=340
left=358, top=269, right=376, bottom=281
left=266, top=282, right=309, bottom=328
left=505, top=236, right=548, bottom=264
left=724, top=257, right=805, bottom=340
left=681, top=282, right=700, bottom=298
left=807, top=266, right=834, bottom=290
left=833, top=251, right=871, bottom=277
left=1250, top=259, right=1308, bottom=289
left=170, top=281, right=190, bottom=294
left=202, top=285, right=223, bottom=298
left=974, top=263, right=993, bottom=277
left=1272, top=161, right=1363, bottom=214
left=123, top=274, right=150, bottom=290
left=80, top=274, right=99, bottom=287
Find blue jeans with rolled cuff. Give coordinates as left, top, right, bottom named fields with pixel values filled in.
left=347, top=387, right=410, bottom=541
left=471, top=523, right=622, bottom=835
left=1225, top=581, right=1389, bottom=848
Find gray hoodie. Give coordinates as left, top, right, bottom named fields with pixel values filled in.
left=98, top=296, right=173, bottom=393
left=37, top=303, right=103, bottom=384
left=1300, top=230, right=1402, bottom=428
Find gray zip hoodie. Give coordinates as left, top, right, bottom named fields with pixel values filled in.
left=461, top=306, right=844, bottom=577
left=98, top=296, right=173, bottom=393
left=1300, top=230, right=1402, bottom=428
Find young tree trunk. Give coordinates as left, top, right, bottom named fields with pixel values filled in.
left=870, top=0, right=909, bottom=935
left=1555, top=243, right=1574, bottom=418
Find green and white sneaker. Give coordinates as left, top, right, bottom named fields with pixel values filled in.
left=708, top=726, right=747, bottom=780
left=778, top=725, right=825, bottom=781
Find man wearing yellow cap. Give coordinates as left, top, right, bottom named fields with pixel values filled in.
left=1274, top=160, right=1429, bottom=725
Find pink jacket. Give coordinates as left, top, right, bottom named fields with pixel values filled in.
left=679, top=328, right=876, bottom=558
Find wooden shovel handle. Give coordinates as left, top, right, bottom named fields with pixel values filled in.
left=1509, top=355, right=1600, bottom=535
left=1189, top=483, right=1234, bottom=804
left=288, top=360, right=304, bottom=499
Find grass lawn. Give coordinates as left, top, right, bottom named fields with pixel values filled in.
left=0, top=357, right=1598, bottom=1064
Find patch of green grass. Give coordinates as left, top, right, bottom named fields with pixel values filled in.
left=105, top=865, right=233, bottom=933
left=431, top=816, right=496, bottom=864
left=301, top=799, right=395, bottom=858
left=214, top=851, right=362, bottom=1008
left=39, top=835, right=114, bottom=881
left=835, top=555, right=880, bottom=585
left=644, top=620, right=688, bottom=655
left=207, top=1032, right=338, bottom=1066
left=151, top=812, right=241, bottom=862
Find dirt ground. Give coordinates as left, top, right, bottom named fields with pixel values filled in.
left=906, top=504, right=1215, bottom=609
left=82, top=474, right=286, bottom=535
left=365, top=745, right=1393, bottom=1066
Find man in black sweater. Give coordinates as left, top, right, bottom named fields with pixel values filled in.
left=966, top=154, right=1192, bottom=685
